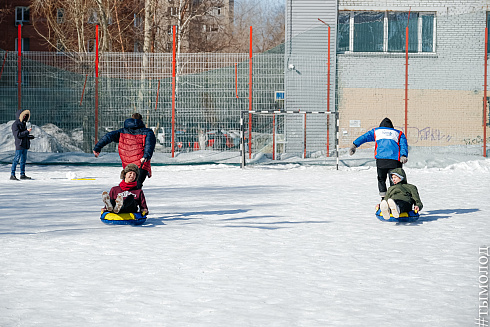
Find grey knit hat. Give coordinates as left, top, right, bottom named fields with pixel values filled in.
left=120, top=163, right=139, bottom=180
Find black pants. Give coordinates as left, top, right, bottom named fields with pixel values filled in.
left=110, top=195, right=139, bottom=213
left=376, top=159, right=403, bottom=195
left=137, top=168, right=149, bottom=189
left=393, top=199, right=413, bottom=213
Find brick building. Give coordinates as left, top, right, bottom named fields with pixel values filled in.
left=285, top=0, right=490, bottom=149
left=0, top=0, right=234, bottom=53
left=0, top=0, right=49, bottom=52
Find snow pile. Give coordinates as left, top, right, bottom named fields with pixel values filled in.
left=0, top=121, right=83, bottom=153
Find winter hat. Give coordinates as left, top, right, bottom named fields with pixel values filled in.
left=390, top=172, right=404, bottom=181
left=120, top=163, right=139, bottom=180
left=379, top=117, right=394, bottom=128
left=19, top=109, right=31, bottom=122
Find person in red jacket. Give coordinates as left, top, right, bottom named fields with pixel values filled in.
left=93, top=113, right=156, bottom=189
left=101, top=164, right=149, bottom=215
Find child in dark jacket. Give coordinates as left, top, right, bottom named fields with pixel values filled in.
left=102, top=164, right=149, bottom=215
left=93, top=113, right=156, bottom=189
left=380, top=168, right=423, bottom=218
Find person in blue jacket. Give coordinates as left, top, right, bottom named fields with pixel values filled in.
left=349, top=118, right=408, bottom=199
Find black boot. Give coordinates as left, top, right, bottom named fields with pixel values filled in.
left=20, top=175, right=32, bottom=180
left=10, top=175, right=19, bottom=181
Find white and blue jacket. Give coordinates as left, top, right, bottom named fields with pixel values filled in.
left=353, top=127, right=408, bottom=160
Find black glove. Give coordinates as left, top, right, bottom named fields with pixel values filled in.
left=349, top=144, right=357, bottom=156
left=28, top=135, right=35, bottom=139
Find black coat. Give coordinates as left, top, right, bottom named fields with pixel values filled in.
left=12, top=109, right=31, bottom=150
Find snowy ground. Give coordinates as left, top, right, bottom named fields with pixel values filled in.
left=1, top=155, right=489, bottom=326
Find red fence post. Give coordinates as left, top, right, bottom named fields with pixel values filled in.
left=171, top=25, right=177, bottom=158
left=235, top=63, right=238, bottom=98
left=484, top=27, right=488, bottom=157
left=17, top=24, right=21, bottom=110
left=327, top=25, right=331, bottom=157
left=405, top=11, right=411, bottom=137
left=95, top=25, right=99, bottom=144
left=248, top=26, right=253, bottom=159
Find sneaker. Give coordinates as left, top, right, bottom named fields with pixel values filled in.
left=380, top=200, right=390, bottom=218
left=20, top=175, right=32, bottom=180
left=102, top=191, right=113, bottom=212
left=113, top=194, right=124, bottom=214
left=387, top=199, right=400, bottom=218
left=10, top=175, right=19, bottom=181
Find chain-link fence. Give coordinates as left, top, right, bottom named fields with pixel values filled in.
left=0, top=50, right=286, bottom=158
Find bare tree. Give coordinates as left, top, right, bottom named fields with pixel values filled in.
left=0, top=2, right=13, bottom=25
left=30, top=0, right=139, bottom=53
left=226, top=0, right=285, bottom=53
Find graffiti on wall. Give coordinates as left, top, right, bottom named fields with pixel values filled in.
left=462, top=135, right=490, bottom=145
left=409, top=126, right=453, bottom=144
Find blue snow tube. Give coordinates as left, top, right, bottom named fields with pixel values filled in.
left=375, top=208, right=419, bottom=222
left=100, top=211, right=147, bottom=225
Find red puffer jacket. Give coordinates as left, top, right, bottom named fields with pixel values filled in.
left=94, top=118, right=156, bottom=176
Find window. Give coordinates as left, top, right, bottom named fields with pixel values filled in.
left=337, top=13, right=350, bottom=53
left=210, top=7, right=222, bottom=16
left=354, top=12, right=384, bottom=52
left=88, top=8, right=112, bottom=24
left=87, top=39, right=96, bottom=52
left=168, top=7, right=178, bottom=17
left=337, top=11, right=435, bottom=53
left=15, top=7, right=30, bottom=25
left=167, top=25, right=177, bottom=35
left=134, top=13, right=142, bottom=27
left=387, top=12, right=418, bottom=52
left=134, top=42, right=142, bottom=52
left=57, top=8, right=64, bottom=24
left=56, top=40, right=65, bottom=52
left=88, top=8, right=98, bottom=24
left=15, top=38, right=30, bottom=52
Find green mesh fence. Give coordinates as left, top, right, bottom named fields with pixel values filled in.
left=0, top=50, right=284, bottom=155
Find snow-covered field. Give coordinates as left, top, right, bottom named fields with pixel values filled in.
left=1, top=155, right=489, bottom=326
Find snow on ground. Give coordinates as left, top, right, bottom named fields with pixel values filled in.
left=1, top=155, right=489, bottom=326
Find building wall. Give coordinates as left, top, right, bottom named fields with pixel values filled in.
left=0, top=0, right=51, bottom=52
left=285, top=0, right=337, bottom=112
left=337, top=0, right=490, bottom=148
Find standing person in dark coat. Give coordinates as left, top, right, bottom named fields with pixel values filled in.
left=349, top=118, right=408, bottom=200
left=10, top=109, right=34, bottom=180
left=93, top=113, right=156, bottom=189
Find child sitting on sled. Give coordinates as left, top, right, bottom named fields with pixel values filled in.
left=102, top=163, right=149, bottom=215
left=379, top=168, right=423, bottom=218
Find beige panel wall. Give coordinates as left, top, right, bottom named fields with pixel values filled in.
left=339, top=88, right=487, bottom=148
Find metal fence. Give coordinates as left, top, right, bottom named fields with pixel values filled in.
left=0, top=50, right=289, bottom=158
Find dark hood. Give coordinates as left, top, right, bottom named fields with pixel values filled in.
left=379, top=118, right=393, bottom=128
left=390, top=167, right=407, bottom=184
left=124, top=118, right=145, bottom=130
left=16, top=109, right=31, bottom=122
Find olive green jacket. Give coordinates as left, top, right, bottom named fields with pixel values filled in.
left=385, top=168, right=423, bottom=210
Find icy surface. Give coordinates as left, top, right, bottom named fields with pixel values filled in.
left=1, top=158, right=489, bottom=326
